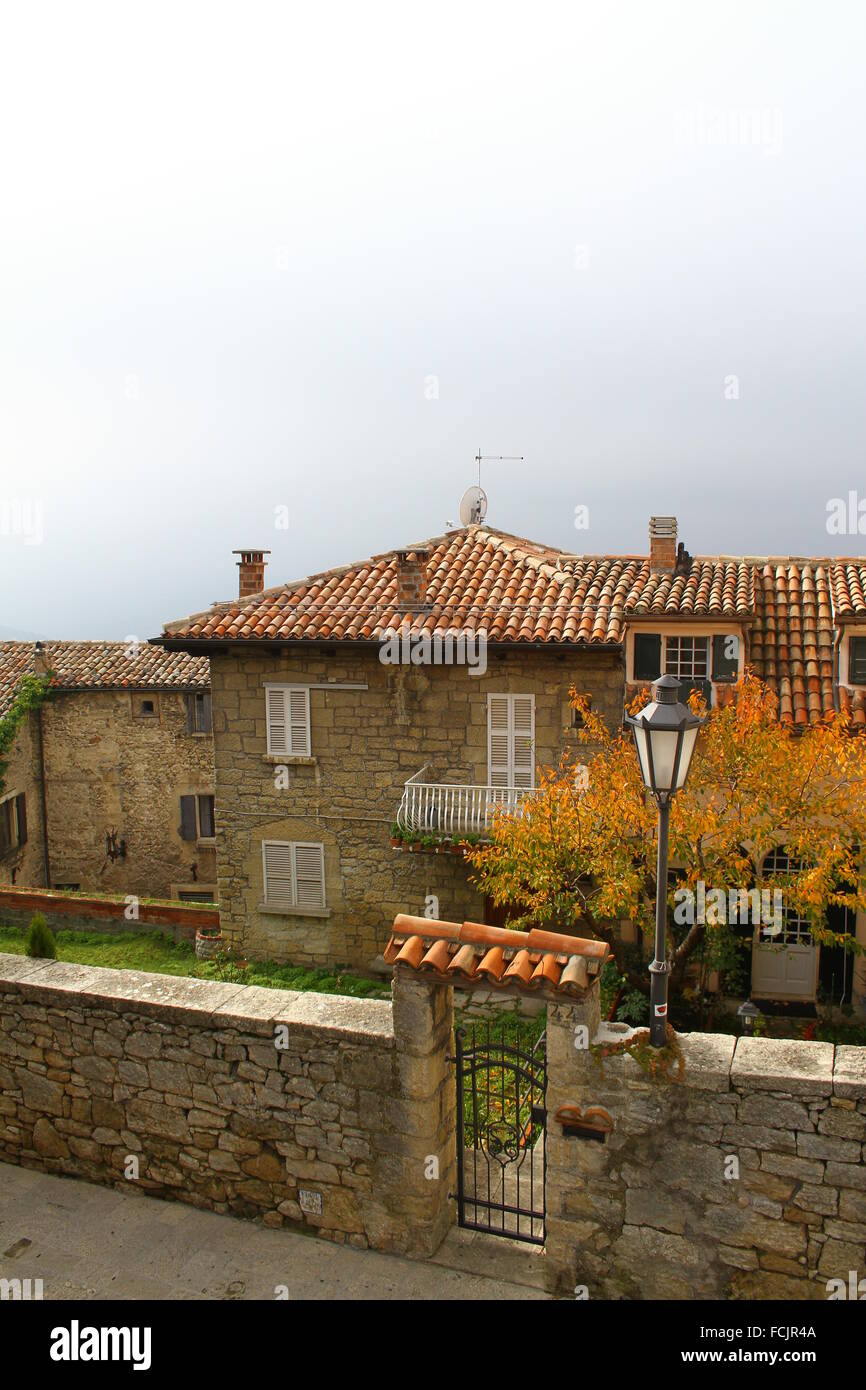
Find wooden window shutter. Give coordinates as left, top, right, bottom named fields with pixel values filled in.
left=850, top=636, right=866, bottom=685
left=511, top=694, right=535, bottom=790
left=184, top=694, right=195, bottom=733
left=266, top=688, right=289, bottom=754
left=487, top=695, right=511, bottom=788
left=293, top=843, right=326, bottom=909
left=262, top=841, right=293, bottom=908
left=179, top=795, right=197, bottom=841
left=15, top=793, right=27, bottom=847
left=712, top=634, right=740, bottom=683
left=287, top=688, right=311, bottom=756
left=633, top=633, right=662, bottom=682
left=197, top=795, right=215, bottom=838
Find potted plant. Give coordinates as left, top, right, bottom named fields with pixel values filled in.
left=389, top=822, right=402, bottom=849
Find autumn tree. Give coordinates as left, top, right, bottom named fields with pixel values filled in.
left=467, top=675, right=866, bottom=1020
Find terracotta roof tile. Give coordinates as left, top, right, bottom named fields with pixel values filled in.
left=385, top=913, right=609, bottom=1000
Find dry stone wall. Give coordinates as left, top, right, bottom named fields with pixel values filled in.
left=0, top=957, right=454, bottom=1258
left=545, top=991, right=866, bottom=1299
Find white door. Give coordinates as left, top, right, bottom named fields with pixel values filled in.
left=751, top=929, right=819, bottom=1000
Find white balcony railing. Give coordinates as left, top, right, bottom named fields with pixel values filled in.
left=396, top=773, right=531, bottom=837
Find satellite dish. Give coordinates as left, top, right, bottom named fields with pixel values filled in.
left=459, top=485, right=488, bottom=526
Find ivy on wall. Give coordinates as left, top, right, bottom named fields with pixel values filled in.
left=0, top=674, right=53, bottom=798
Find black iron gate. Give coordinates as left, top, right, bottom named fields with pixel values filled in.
left=452, top=1020, right=547, bottom=1244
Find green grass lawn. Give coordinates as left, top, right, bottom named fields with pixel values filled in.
left=0, top=924, right=391, bottom=1000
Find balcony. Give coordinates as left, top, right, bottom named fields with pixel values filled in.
left=396, top=767, right=531, bottom=838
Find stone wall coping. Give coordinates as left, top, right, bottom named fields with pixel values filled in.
left=730, top=1035, right=835, bottom=1097
left=833, top=1045, right=866, bottom=1100
left=589, top=1025, right=736, bottom=1090
left=0, top=953, right=395, bottom=1043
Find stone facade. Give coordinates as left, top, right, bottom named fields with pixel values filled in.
left=1, top=690, right=215, bottom=900
left=0, top=956, right=454, bottom=1257
left=211, top=643, right=623, bottom=969
left=0, top=703, right=46, bottom=888
left=544, top=993, right=866, bottom=1299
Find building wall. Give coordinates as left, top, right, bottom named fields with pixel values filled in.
left=0, top=957, right=454, bottom=1258
left=210, top=643, right=624, bottom=968
left=37, top=689, right=215, bottom=899
left=0, top=710, right=46, bottom=888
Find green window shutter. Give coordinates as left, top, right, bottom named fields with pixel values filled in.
left=712, top=634, right=740, bottom=682
left=15, top=793, right=27, bottom=847
left=633, top=633, right=662, bottom=682
left=179, top=796, right=197, bottom=840
left=850, top=637, right=866, bottom=685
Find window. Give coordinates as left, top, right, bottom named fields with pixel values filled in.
left=179, top=794, right=216, bottom=841
left=762, top=847, right=812, bottom=946
left=177, top=891, right=216, bottom=903
left=487, top=694, right=535, bottom=789
left=185, top=691, right=213, bottom=733
left=141, top=698, right=155, bottom=716
left=0, top=793, right=26, bottom=855
left=849, top=636, right=866, bottom=685
left=262, top=840, right=326, bottom=911
left=665, top=636, right=709, bottom=682
left=265, top=686, right=311, bottom=756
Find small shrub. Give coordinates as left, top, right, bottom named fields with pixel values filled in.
left=25, top=913, right=57, bottom=959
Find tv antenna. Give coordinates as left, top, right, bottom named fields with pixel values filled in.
left=474, top=448, right=523, bottom=488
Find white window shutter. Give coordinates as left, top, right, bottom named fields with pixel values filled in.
left=288, top=687, right=311, bottom=756
left=511, top=694, right=535, bottom=789
left=488, top=695, right=511, bottom=788
left=262, top=841, right=293, bottom=908
left=266, top=689, right=288, bottom=755
left=293, top=843, right=326, bottom=909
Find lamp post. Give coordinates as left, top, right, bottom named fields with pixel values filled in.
left=626, top=675, right=705, bottom=1047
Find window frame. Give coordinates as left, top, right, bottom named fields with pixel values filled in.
left=849, top=635, right=866, bottom=686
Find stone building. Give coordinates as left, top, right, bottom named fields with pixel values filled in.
left=159, top=522, right=866, bottom=1008
left=0, top=642, right=215, bottom=901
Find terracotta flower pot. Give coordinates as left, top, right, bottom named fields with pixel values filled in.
left=195, top=928, right=223, bottom=961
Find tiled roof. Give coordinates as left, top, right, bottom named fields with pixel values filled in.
left=384, top=914, right=609, bottom=1000
left=161, top=526, right=756, bottom=646
left=156, top=526, right=866, bottom=729
left=0, top=642, right=209, bottom=718
left=748, top=563, right=837, bottom=727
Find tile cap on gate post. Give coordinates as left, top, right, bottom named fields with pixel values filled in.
left=386, top=914, right=610, bottom=1002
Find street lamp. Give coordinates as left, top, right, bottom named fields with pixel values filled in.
left=626, top=674, right=705, bottom=1046
left=737, top=999, right=761, bottom=1036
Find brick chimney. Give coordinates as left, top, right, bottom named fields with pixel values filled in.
left=649, top=517, right=677, bottom=573
left=395, top=548, right=430, bottom=611
left=233, top=549, right=270, bottom=600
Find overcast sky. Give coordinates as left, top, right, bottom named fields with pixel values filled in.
left=1, top=1, right=865, bottom=640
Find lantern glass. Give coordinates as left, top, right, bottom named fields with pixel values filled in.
left=673, top=725, right=699, bottom=789
left=645, top=727, right=681, bottom=793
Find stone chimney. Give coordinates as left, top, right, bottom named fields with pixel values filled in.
left=395, top=549, right=430, bottom=611
left=233, top=549, right=270, bottom=600
left=33, top=640, right=48, bottom=676
left=649, top=517, right=677, bottom=572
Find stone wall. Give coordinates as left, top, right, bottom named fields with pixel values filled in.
left=0, top=956, right=454, bottom=1256
left=0, top=887, right=218, bottom=943
left=545, top=992, right=866, bottom=1299
left=211, top=644, right=623, bottom=969
left=38, top=690, right=215, bottom=899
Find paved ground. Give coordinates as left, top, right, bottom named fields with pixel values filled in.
left=0, top=1164, right=549, bottom=1301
